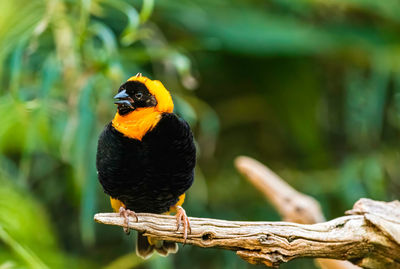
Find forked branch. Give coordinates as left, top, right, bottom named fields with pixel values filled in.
left=234, top=156, right=360, bottom=269
left=94, top=198, right=400, bottom=268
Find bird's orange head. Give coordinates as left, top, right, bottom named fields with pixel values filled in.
left=112, top=74, right=174, bottom=140
left=113, top=73, right=174, bottom=115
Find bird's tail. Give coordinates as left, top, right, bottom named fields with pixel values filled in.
left=136, top=232, right=178, bottom=259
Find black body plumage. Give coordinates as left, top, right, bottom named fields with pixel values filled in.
left=96, top=113, right=196, bottom=214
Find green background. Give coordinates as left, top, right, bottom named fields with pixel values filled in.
left=0, top=0, right=399, bottom=268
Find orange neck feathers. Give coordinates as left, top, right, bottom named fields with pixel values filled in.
left=112, top=75, right=174, bottom=140
left=112, top=107, right=161, bottom=140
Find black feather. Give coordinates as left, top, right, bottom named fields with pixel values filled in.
left=96, top=113, right=196, bottom=213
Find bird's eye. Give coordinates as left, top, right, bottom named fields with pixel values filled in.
left=135, top=92, right=143, bottom=99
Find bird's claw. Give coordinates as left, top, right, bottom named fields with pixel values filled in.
left=175, top=206, right=191, bottom=243
left=119, top=206, right=138, bottom=234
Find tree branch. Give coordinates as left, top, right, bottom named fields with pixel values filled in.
left=234, top=156, right=324, bottom=224
left=94, top=198, right=400, bottom=268
left=234, top=156, right=360, bottom=269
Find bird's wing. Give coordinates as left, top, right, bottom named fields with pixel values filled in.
left=142, top=113, right=196, bottom=192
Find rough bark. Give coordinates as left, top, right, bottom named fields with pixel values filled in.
left=94, top=198, right=400, bottom=268
left=235, top=156, right=360, bottom=269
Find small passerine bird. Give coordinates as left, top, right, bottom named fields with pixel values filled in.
left=96, top=74, right=196, bottom=258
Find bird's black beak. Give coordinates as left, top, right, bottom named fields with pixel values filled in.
left=114, top=90, right=134, bottom=109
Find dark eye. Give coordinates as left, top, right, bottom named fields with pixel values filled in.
left=135, top=92, right=143, bottom=99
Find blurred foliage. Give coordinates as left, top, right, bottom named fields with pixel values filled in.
left=0, top=0, right=399, bottom=268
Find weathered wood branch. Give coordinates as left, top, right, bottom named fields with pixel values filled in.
left=234, top=156, right=324, bottom=224
left=94, top=198, right=400, bottom=268
left=235, top=156, right=360, bottom=269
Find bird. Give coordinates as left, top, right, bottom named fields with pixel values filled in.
left=96, top=73, right=196, bottom=258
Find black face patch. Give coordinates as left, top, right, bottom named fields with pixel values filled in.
left=116, top=81, right=157, bottom=115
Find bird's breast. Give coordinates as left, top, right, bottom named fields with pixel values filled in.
left=112, top=108, right=162, bottom=140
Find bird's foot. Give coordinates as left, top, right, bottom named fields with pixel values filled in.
left=119, top=206, right=138, bottom=235
left=175, top=206, right=191, bottom=243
